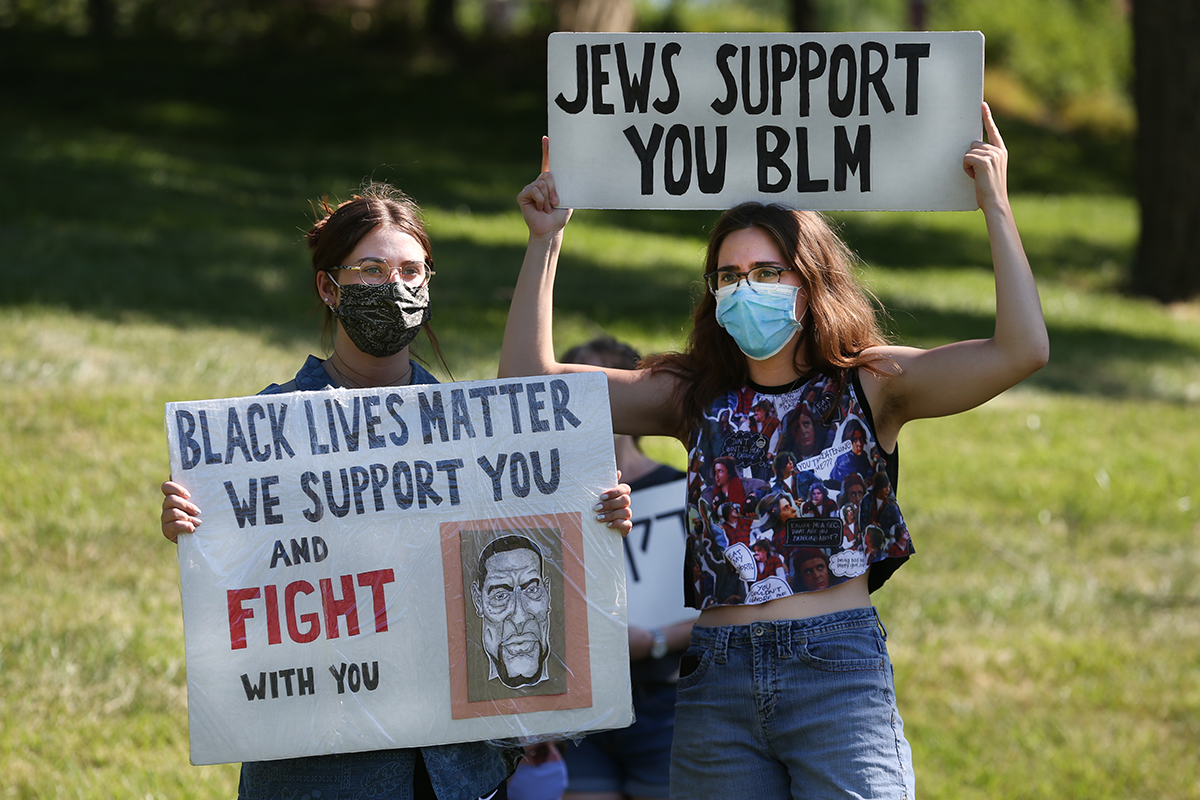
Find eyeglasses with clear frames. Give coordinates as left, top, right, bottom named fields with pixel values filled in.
left=332, top=257, right=434, bottom=288
left=703, top=265, right=796, bottom=295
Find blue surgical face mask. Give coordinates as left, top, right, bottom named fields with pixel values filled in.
left=714, top=281, right=806, bottom=361
left=506, top=757, right=568, bottom=800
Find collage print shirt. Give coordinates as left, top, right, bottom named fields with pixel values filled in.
left=683, top=369, right=914, bottom=609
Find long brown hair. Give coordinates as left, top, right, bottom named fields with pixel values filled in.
left=642, top=203, right=889, bottom=433
left=305, top=181, right=450, bottom=375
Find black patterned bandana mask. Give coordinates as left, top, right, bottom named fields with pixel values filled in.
left=332, top=281, right=431, bottom=358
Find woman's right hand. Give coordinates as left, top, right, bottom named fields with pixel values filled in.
left=161, top=480, right=201, bottom=543
left=518, top=137, right=572, bottom=238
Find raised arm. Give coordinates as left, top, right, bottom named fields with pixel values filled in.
left=865, top=104, right=1049, bottom=446
left=500, top=138, right=685, bottom=440
left=501, top=138, right=573, bottom=379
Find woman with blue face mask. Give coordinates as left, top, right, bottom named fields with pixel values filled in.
left=159, top=182, right=633, bottom=800
left=501, top=104, right=1049, bottom=800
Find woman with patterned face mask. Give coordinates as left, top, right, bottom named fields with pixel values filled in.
left=502, top=104, right=1049, bottom=800
left=159, top=182, right=633, bottom=800
left=292, top=182, right=439, bottom=391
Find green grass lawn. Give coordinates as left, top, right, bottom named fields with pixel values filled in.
left=1, top=31, right=1197, bottom=800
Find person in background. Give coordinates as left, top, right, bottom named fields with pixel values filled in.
left=160, top=183, right=632, bottom=800
left=556, top=336, right=694, bottom=800
left=507, top=743, right=568, bottom=800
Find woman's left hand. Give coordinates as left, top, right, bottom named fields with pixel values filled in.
left=595, top=471, right=632, bottom=536
left=963, top=102, right=1010, bottom=214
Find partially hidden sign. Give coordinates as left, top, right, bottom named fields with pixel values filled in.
left=165, top=372, right=632, bottom=765
left=621, top=478, right=699, bottom=630
left=547, top=31, right=984, bottom=211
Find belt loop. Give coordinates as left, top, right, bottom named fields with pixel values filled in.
left=714, top=627, right=730, bottom=665
left=874, top=608, right=888, bottom=641
left=778, top=620, right=793, bottom=659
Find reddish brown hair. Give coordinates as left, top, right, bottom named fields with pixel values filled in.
left=642, top=203, right=889, bottom=433
left=306, top=181, right=449, bottom=375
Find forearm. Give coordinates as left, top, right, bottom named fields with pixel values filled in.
left=662, top=618, right=696, bottom=652
left=866, top=104, right=1049, bottom=433
left=628, top=619, right=696, bottom=660
left=499, top=216, right=685, bottom=438
left=499, top=231, right=567, bottom=379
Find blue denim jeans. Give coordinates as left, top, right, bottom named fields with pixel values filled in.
left=564, top=680, right=676, bottom=798
left=669, top=607, right=914, bottom=800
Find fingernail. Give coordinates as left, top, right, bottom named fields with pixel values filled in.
left=596, top=513, right=607, bottom=521
left=594, top=502, right=604, bottom=512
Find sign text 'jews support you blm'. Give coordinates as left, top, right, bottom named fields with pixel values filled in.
left=547, top=31, right=984, bottom=211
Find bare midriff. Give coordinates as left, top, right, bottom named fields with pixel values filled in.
left=695, top=573, right=872, bottom=627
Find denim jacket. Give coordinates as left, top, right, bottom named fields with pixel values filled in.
left=242, top=355, right=517, bottom=800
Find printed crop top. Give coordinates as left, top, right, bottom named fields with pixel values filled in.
left=683, top=369, right=913, bottom=609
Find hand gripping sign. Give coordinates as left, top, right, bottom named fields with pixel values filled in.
left=165, top=372, right=632, bottom=765
left=548, top=31, right=984, bottom=211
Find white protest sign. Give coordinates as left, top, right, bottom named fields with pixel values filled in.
left=622, top=478, right=700, bottom=629
left=548, top=31, right=983, bottom=210
left=165, top=372, right=632, bottom=766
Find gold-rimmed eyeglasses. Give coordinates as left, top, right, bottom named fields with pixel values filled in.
left=332, top=257, right=434, bottom=288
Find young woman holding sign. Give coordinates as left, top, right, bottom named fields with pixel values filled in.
left=160, top=183, right=633, bottom=800
left=501, top=103, right=1048, bottom=798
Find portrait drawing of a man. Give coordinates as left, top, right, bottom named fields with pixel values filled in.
left=470, top=534, right=553, bottom=690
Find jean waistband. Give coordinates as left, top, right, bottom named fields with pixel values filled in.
left=690, top=606, right=884, bottom=662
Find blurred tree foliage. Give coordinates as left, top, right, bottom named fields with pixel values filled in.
left=0, top=0, right=1137, bottom=196
left=1, top=0, right=1130, bottom=97
left=2, top=0, right=428, bottom=43
left=929, top=0, right=1133, bottom=133
left=4, top=0, right=1130, bottom=156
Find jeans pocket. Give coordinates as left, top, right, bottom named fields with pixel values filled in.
left=797, top=625, right=886, bottom=672
left=674, top=643, right=714, bottom=690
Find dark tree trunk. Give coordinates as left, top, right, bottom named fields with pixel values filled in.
left=88, top=0, right=115, bottom=38
left=427, top=0, right=458, bottom=43
left=788, top=0, right=818, bottom=32
left=908, top=0, right=927, bottom=31
left=1130, top=0, right=1200, bottom=301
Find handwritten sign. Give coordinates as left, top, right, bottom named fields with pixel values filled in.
left=622, top=478, right=700, bottom=629
left=547, top=31, right=984, bottom=210
left=165, top=373, right=632, bottom=765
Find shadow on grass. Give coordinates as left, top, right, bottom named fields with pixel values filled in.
left=837, top=215, right=1134, bottom=284
left=883, top=296, right=1200, bottom=400
left=2, top=30, right=1165, bottom=402
left=2, top=29, right=545, bottom=211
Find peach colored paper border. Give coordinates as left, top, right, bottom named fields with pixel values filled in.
left=441, top=512, right=593, bottom=719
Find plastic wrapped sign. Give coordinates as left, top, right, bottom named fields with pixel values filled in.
left=164, top=372, right=632, bottom=766
left=548, top=31, right=984, bottom=211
